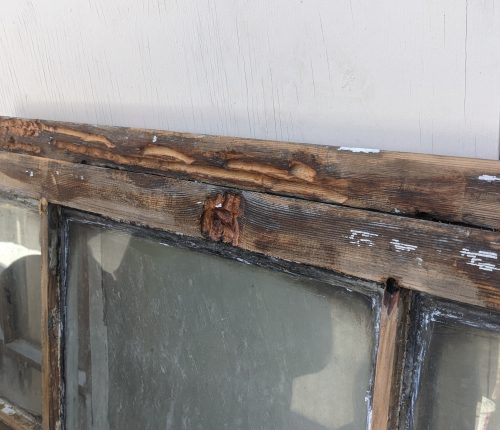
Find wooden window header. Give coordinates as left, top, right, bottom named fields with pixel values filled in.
left=0, top=117, right=498, bottom=311
left=0, top=116, right=498, bottom=230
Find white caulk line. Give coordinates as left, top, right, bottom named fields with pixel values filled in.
left=338, top=147, right=380, bottom=154
left=478, top=175, right=500, bottom=182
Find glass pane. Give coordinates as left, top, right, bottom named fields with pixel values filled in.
left=65, top=222, right=376, bottom=430
left=414, top=319, right=500, bottom=430
left=0, top=200, right=41, bottom=416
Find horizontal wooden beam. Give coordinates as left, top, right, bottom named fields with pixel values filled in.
left=1, top=117, right=499, bottom=230
left=1, top=151, right=499, bottom=310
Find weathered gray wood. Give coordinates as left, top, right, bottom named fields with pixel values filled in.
left=40, top=201, right=62, bottom=430
left=1, top=117, right=499, bottom=230
left=1, top=151, right=499, bottom=310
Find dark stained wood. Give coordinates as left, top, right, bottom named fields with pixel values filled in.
left=1, top=117, right=499, bottom=230
left=0, top=398, right=40, bottom=430
left=39, top=200, right=62, bottom=430
left=371, top=282, right=410, bottom=430
left=1, top=152, right=499, bottom=311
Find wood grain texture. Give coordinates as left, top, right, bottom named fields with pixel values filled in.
left=371, top=284, right=409, bottom=430
left=39, top=201, right=62, bottom=430
left=1, top=117, right=499, bottom=230
left=1, top=151, right=499, bottom=310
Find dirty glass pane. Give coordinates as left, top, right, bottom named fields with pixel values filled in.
left=414, top=320, right=500, bottom=430
left=65, top=222, right=376, bottom=430
left=0, top=200, right=41, bottom=416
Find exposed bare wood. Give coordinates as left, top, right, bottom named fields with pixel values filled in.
left=371, top=281, right=410, bottom=430
left=39, top=200, right=62, bottom=430
left=1, top=117, right=499, bottom=229
left=0, top=398, right=40, bottom=430
left=1, top=152, right=499, bottom=310
left=201, top=193, right=242, bottom=245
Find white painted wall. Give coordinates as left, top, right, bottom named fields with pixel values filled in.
left=0, top=0, right=499, bottom=159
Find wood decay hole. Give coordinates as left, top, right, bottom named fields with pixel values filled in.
left=201, top=193, right=242, bottom=246
left=383, top=277, right=400, bottom=315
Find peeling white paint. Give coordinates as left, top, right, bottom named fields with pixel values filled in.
left=215, top=203, right=222, bottom=208
left=55, top=170, right=60, bottom=175
left=25, top=170, right=34, bottom=177
left=391, top=239, right=418, bottom=252
left=348, top=229, right=378, bottom=247
left=338, top=147, right=380, bottom=154
left=393, top=208, right=401, bottom=214
left=416, top=257, right=423, bottom=266
left=478, top=175, right=500, bottom=183
left=152, top=135, right=158, bottom=143
left=2, top=405, right=15, bottom=415
left=460, top=248, right=499, bottom=272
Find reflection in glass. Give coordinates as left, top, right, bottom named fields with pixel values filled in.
left=0, top=200, right=41, bottom=416
left=414, top=318, right=500, bottom=430
left=65, top=222, right=376, bottom=430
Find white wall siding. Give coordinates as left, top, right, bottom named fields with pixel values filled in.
left=0, top=0, right=499, bottom=158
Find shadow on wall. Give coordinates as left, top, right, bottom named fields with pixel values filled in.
left=12, top=102, right=500, bottom=160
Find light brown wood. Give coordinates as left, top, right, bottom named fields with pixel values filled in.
left=1, top=117, right=499, bottom=229
left=371, top=283, right=409, bottom=430
left=0, top=398, right=40, bottom=430
left=1, top=151, right=499, bottom=310
left=39, top=200, right=62, bottom=430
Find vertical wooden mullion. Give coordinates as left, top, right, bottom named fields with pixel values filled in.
left=371, top=281, right=411, bottom=430
left=40, top=199, right=63, bottom=430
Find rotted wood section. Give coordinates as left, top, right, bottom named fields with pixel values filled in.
left=39, top=202, right=62, bottom=430
left=0, top=117, right=499, bottom=230
left=1, top=152, right=499, bottom=311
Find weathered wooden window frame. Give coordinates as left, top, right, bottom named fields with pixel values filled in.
left=0, top=116, right=498, bottom=430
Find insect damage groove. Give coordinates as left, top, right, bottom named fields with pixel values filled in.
left=201, top=193, right=242, bottom=246
left=0, top=117, right=115, bottom=148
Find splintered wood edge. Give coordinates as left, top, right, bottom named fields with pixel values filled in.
left=0, top=116, right=499, bottom=230
left=0, top=152, right=499, bottom=311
